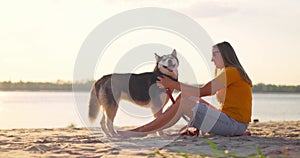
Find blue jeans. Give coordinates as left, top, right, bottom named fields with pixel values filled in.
left=190, top=103, right=248, bottom=136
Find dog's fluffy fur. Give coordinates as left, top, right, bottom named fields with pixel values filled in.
left=88, top=49, right=179, bottom=137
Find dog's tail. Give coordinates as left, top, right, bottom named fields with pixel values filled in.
left=88, top=83, right=100, bottom=123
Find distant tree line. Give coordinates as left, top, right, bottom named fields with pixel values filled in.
left=252, top=83, right=300, bottom=93
left=0, top=80, right=94, bottom=91
left=0, top=81, right=299, bottom=93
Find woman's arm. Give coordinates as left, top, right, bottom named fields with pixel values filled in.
left=157, top=76, right=225, bottom=98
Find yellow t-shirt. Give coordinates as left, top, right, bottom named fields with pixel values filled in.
left=213, top=66, right=252, bottom=123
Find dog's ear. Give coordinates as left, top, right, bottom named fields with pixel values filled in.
left=155, top=53, right=162, bottom=61
left=172, top=49, right=177, bottom=57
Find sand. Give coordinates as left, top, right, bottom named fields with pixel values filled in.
left=0, top=121, right=299, bottom=158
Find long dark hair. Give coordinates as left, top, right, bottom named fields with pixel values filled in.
left=215, top=41, right=252, bottom=86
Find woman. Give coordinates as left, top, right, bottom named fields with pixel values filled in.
left=118, top=41, right=252, bottom=137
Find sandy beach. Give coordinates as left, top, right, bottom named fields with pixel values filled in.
left=0, top=121, right=299, bottom=158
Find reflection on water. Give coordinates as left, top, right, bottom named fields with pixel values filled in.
left=0, top=91, right=299, bottom=129
left=0, top=92, right=81, bottom=129
left=252, top=93, right=300, bottom=121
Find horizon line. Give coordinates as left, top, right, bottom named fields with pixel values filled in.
left=1, top=80, right=300, bottom=86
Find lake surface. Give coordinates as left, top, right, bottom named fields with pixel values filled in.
left=0, top=91, right=299, bottom=129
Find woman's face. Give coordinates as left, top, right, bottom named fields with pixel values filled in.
left=211, top=46, right=225, bottom=68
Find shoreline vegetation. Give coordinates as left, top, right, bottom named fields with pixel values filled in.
left=0, top=80, right=300, bottom=93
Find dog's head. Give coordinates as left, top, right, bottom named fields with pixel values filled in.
left=155, top=49, right=179, bottom=79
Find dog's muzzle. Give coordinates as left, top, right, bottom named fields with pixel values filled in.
left=163, top=65, right=175, bottom=72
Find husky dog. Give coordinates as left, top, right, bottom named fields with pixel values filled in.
left=88, top=49, right=179, bottom=137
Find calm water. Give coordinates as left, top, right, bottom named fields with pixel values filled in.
left=0, top=91, right=299, bottom=129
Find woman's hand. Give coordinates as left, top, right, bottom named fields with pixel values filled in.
left=117, top=130, right=147, bottom=138
left=156, top=75, right=177, bottom=89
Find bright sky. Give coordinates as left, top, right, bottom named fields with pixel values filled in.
left=1, top=0, right=300, bottom=85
